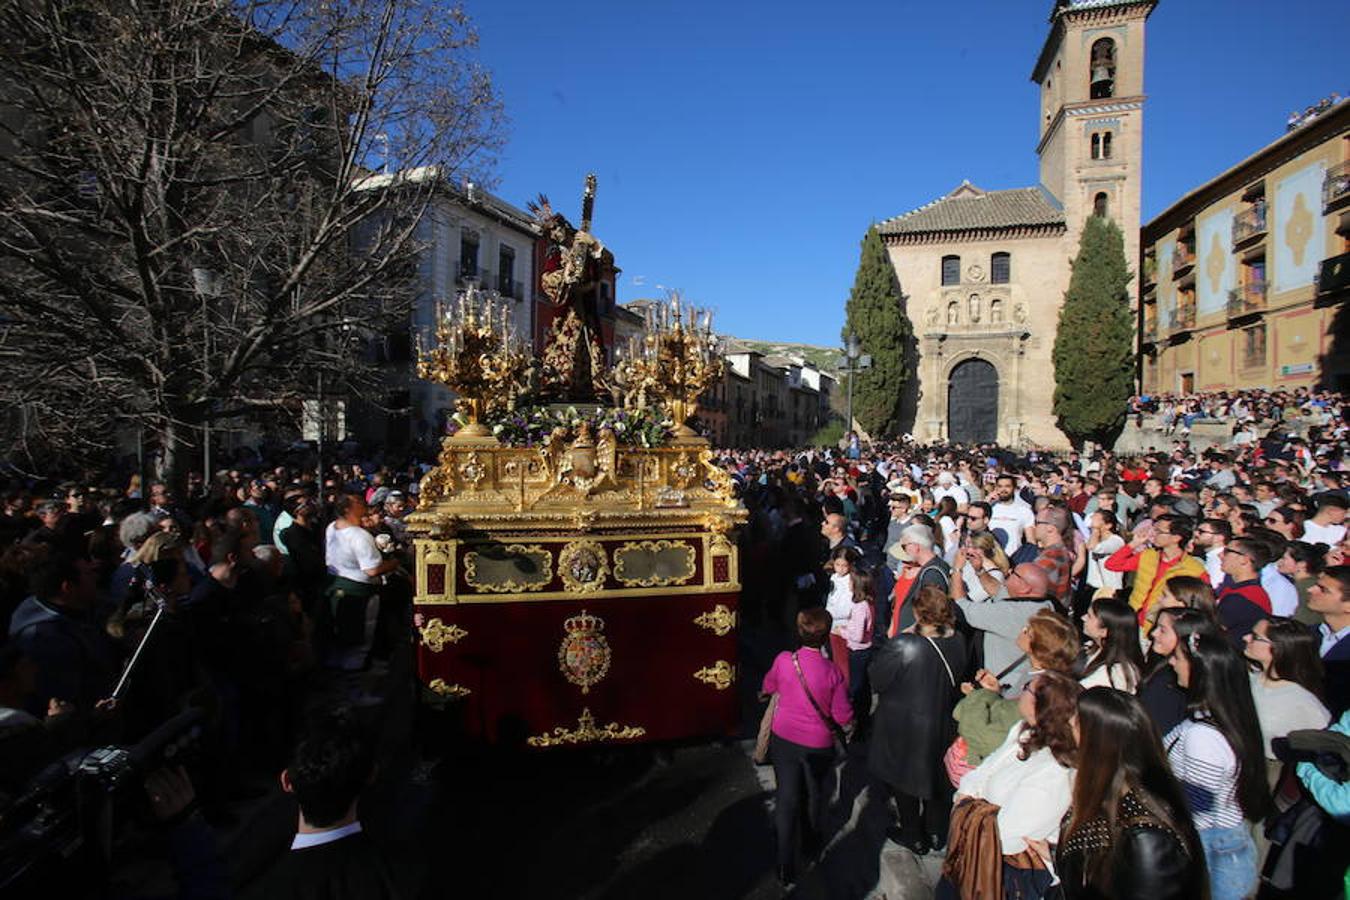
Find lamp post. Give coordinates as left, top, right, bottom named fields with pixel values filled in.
left=839, top=332, right=872, bottom=446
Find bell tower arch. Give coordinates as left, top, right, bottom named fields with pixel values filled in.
left=1032, top=0, right=1155, bottom=307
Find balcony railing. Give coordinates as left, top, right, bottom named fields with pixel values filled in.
left=1324, top=160, right=1350, bottom=210
left=1172, top=245, right=1195, bottom=274
left=1227, top=281, right=1267, bottom=317
left=1168, top=305, right=1195, bottom=332
left=1318, top=250, right=1350, bottom=298
left=1142, top=319, right=1157, bottom=343
left=1232, top=206, right=1268, bottom=246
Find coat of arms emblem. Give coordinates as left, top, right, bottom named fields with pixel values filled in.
left=558, top=609, right=611, bottom=694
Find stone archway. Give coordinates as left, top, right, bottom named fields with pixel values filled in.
left=947, top=358, right=999, bottom=444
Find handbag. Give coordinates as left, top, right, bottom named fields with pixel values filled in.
left=752, top=694, right=779, bottom=765
left=791, top=652, right=849, bottom=754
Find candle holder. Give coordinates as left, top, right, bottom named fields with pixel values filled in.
left=613, top=293, right=723, bottom=445
left=417, top=285, right=529, bottom=445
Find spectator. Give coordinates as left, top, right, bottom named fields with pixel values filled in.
left=1165, top=632, right=1270, bottom=900
left=1277, top=539, right=1327, bottom=625
left=1307, top=565, right=1350, bottom=717
left=760, top=608, right=853, bottom=886
left=1079, top=597, right=1145, bottom=692
left=1105, top=513, right=1207, bottom=626
left=884, top=524, right=950, bottom=638
left=1244, top=616, right=1329, bottom=771
left=869, top=585, right=967, bottom=856
left=941, top=671, right=1081, bottom=900
left=1303, top=493, right=1348, bottom=548
left=1140, top=608, right=1223, bottom=737
left=1031, top=504, right=1074, bottom=610
left=1042, top=687, right=1207, bottom=900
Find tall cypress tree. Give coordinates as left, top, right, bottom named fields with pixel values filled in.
left=843, top=226, right=912, bottom=437
left=1053, top=215, right=1135, bottom=447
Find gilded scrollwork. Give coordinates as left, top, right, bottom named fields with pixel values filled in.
left=613, top=539, right=696, bottom=587
left=464, top=544, right=553, bottom=593
left=693, top=660, right=736, bottom=690
left=525, top=708, right=646, bottom=747
left=418, top=618, right=468, bottom=652
left=558, top=539, right=609, bottom=592
left=693, top=604, right=737, bottom=637
left=427, top=679, right=471, bottom=699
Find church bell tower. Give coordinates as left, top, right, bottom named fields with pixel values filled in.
left=1033, top=0, right=1156, bottom=302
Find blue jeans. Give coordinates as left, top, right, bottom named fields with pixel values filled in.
left=1199, top=824, right=1257, bottom=900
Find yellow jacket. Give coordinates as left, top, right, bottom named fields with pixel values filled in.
left=1123, top=547, right=1208, bottom=620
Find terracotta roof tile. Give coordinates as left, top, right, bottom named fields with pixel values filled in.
left=877, top=182, right=1064, bottom=235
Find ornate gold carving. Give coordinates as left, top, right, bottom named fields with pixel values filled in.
left=428, top=679, right=471, bottom=699
left=613, top=539, right=696, bottom=587
left=525, top=708, right=646, bottom=747
left=693, top=660, right=736, bottom=690
left=693, top=605, right=737, bottom=637
left=539, top=422, right=620, bottom=500
left=558, top=539, right=609, bottom=592
left=612, top=293, right=724, bottom=444
left=1285, top=192, right=1313, bottom=267
left=419, top=618, right=467, bottom=652
left=416, top=286, right=529, bottom=443
left=464, top=543, right=553, bottom=593
left=458, top=452, right=489, bottom=489
left=557, top=609, right=611, bottom=694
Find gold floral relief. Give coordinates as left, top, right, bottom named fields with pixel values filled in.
left=693, top=660, right=736, bottom=690
left=427, top=679, right=471, bottom=699
left=464, top=543, right=553, bottom=593
left=613, top=539, right=697, bottom=587
left=418, top=617, right=468, bottom=652
left=1285, top=192, right=1313, bottom=267
left=693, top=604, right=737, bottom=637
left=526, top=708, right=646, bottom=747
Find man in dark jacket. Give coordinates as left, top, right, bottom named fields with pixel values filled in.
left=8, top=553, right=119, bottom=716
left=242, top=708, right=401, bottom=899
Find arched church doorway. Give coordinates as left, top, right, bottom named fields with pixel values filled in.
left=948, top=359, right=999, bottom=444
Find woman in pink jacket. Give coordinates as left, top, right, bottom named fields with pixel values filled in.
left=760, top=607, right=854, bottom=887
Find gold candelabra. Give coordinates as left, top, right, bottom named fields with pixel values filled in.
left=417, top=285, right=529, bottom=444
left=614, top=293, right=723, bottom=444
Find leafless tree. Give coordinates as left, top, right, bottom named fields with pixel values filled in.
left=0, top=0, right=505, bottom=480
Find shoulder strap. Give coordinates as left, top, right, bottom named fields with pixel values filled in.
left=791, top=652, right=846, bottom=742
left=923, top=635, right=956, bottom=688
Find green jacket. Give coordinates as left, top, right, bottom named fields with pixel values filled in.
left=953, top=688, right=1022, bottom=765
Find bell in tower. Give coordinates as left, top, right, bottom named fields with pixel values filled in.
left=1090, top=38, right=1116, bottom=99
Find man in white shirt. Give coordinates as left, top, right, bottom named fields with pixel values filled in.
left=988, top=474, right=1035, bottom=555
left=1303, top=495, right=1348, bottom=548
left=1193, top=518, right=1231, bottom=589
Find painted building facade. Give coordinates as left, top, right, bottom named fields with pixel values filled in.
left=1139, top=102, right=1350, bottom=395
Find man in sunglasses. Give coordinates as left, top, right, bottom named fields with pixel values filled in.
left=1215, top=537, right=1272, bottom=648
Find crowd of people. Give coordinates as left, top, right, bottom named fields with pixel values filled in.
left=0, top=389, right=1347, bottom=898
left=0, top=464, right=426, bottom=897
left=1128, top=387, right=1344, bottom=444
left=742, top=403, right=1349, bottom=898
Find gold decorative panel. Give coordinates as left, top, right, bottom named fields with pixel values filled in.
left=464, top=543, right=553, bottom=592
left=418, top=617, right=467, bottom=652
left=693, top=604, right=736, bottom=637
left=526, top=708, right=646, bottom=747
left=693, top=660, right=736, bottom=691
left=613, top=539, right=697, bottom=587
left=558, top=540, right=609, bottom=593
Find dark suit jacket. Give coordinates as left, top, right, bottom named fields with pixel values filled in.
left=1322, top=633, right=1350, bottom=719
left=241, top=830, right=402, bottom=900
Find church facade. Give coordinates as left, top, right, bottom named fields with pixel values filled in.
left=880, top=0, right=1154, bottom=448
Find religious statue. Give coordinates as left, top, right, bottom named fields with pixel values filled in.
left=530, top=175, right=610, bottom=401
left=968, top=294, right=981, bottom=324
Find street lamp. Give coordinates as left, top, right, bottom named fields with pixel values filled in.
left=841, top=332, right=871, bottom=437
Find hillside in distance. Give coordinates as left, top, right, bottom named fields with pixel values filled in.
left=726, top=338, right=841, bottom=373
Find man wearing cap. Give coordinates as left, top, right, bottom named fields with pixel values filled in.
left=882, top=524, right=950, bottom=638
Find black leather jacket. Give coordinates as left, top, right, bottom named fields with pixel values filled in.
left=1054, top=793, right=1205, bottom=900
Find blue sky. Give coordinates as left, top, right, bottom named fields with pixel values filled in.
left=466, top=0, right=1346, bottom=346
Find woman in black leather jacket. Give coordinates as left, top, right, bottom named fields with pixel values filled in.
left=1033, top=687, right=1210, bottom=899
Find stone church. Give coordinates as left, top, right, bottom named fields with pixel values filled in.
left=880, top=0, right=1153, bottom=448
